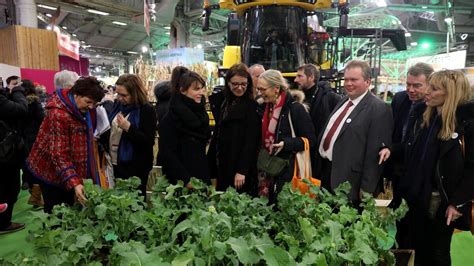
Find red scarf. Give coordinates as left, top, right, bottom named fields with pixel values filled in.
left=261, top=92, right=287, bottom=152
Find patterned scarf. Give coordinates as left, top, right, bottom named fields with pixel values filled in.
left=261, top=92, right=287, bottom=152
left=57, top=89, right=99, bottom=185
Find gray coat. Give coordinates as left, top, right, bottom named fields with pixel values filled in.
left=320, top=92, right=393, bottom=200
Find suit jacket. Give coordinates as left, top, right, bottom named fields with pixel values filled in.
left=307, top=82, right=341, bottom=139
left=319, top=92, right=393, bottom=200
left=384, top=91, right=412, bottom=181
left=391, top=91, right=412, bottom=144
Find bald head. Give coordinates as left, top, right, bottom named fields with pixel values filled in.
left=249, top=64, right=265, bottom=90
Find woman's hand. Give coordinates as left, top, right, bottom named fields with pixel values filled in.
left=186, top=182, right=193, bottom=189
left=117, top=113, right=131, bottom=132
left=378, top=148, right=391, bottom=165
left=74, top=184, right=87, bottom=206
left=271, top=141, right=284, bottom=155
left=234, top=173, right=246, bottom=189
left=445, top=205, right=463, bottom=226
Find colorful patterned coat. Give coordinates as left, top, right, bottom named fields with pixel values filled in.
left=26, top=89, right=96, bottom=190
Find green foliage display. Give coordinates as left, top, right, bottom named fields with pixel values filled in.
left=3, top=177, right=408, bottom=265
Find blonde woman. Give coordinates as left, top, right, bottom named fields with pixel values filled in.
left=257, top=69, right=316, bottom=202
left=396, top=70, right=474, bottom=265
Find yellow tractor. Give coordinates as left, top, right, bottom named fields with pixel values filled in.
left=203, top=0, right=333, bottom=78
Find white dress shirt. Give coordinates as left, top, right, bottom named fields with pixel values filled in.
left=319, top=90, right=369, bottom=161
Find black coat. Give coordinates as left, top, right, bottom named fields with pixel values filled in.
left=159, top=94, right=210, bottom=185
left=0, top=87, right=28, bottom=165
left=23, top=95, right=45, bottom=153
left=384, top=91, right=412, bottom=181
left=391, top=91, right=412, bottom=144
left=305, top=82, right=341, bottom=138
left=267, top=93, right=317, bottom=191
left=0, top=87, right=28, bottom=127
left=154, top=81, right=171, bottom=125
left=102, top=103, right=157, bottom=181
left=402, top=101, right=474, bottom=228
left=208, top=96, right=259, bottom=193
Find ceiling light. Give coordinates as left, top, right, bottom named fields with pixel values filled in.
left=87, top=9, right=109, bottom=16
left=444, top=17, right=453, bottom=24
left=127, top=51, right=138, bottom=54
left=164, top=26, right=171, bottom=29
left=153, top=52, right=157, bottom=56
left=410, top=42, right=418, bottom=46
left=96, top=54, right=101, bottom=58
left=46, top=13, right=52, bottom=18
left=46, top=26, right=52, bottom=30
left=37, top=4, right=57, bottom=10
left=404, top=32, right=411, bottom=37
left=421, top=6, right=428, bottom=9
left=72, top=33, right=77, bottom=37
left=112, top=21, right=127, bottom=26
left=62, top=26, right=67, bottom=30
left=421, top=42, right=431, bottom=49
left=375, top=0, right=387, bottom=7
left=165, top=32, right=170, bottom=35
left=81, top=41, right=86, bottom=44
left=196, top=44, right=203, bottom=49
left=141, top=45, right=148, bottom=53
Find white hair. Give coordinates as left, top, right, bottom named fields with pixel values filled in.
left=54, top=70, right=79, bottom=89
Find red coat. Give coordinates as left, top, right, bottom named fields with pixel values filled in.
left=26, top=89, right=96, bottom=190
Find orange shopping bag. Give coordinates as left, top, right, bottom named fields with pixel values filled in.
left=291, top=137, right=321, bottom=196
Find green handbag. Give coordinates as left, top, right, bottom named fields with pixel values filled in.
left=257, top=148, right=289, bottom=177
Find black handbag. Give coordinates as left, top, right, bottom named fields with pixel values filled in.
left=257, top=148, right=289, bottom=177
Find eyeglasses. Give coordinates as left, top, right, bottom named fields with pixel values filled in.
left=230, top=82, right=248, bottom=88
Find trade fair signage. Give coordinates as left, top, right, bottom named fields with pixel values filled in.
left=53, top=26, right=80, bottom=61
left=406, top=50, right=467, bottom=71
left=155, top=48, right=204, bottom=65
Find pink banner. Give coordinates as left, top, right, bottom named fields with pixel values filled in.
left=53, top=26, right=80, bottom=61
left=20, top=68, right=57, bottom=94
left=59, top=56, right=89, bottom=76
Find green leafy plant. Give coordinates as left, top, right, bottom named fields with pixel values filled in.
left=2, top=177, right=408, bottom=265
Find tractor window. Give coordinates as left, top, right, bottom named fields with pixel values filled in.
left=240, top=6, right=307, bottom=73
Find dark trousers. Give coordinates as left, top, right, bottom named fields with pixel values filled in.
left=397, top=203, right=454, bottom=266
left=320, top=158, right=332, bottom=191
left=37, top=179, right=75, bottom=214
left=0, top=164, right=21, bottom=229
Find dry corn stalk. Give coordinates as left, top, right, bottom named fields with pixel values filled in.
left=134, top=59, right=219, bottom=102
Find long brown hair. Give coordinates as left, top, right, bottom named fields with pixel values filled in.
left=422, top=70, right=471, bottom=140
left=170, top=66, right=206, bottom=94
left=115, top=74, right=148, bottom=105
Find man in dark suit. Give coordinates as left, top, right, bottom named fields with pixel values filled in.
left=387, top=63, right=434, bottom=205
left=317, top=60, right=393, bottom=201
left=294, top=64, right=341, bottom=138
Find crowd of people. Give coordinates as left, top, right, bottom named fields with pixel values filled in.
left=0, top=60, right=473, bottom=265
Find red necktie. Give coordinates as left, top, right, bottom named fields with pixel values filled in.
left=322, top=101, right=353, bottom=151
